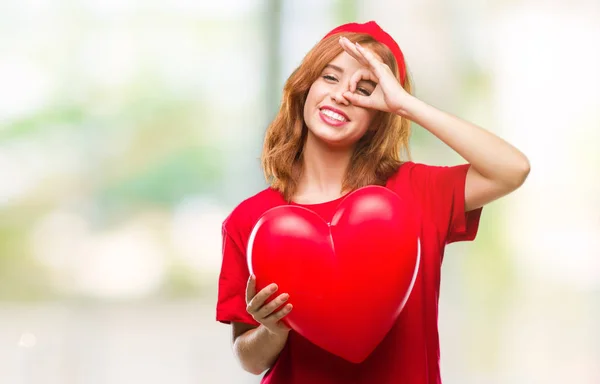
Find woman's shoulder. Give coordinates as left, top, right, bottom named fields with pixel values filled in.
left=387, top=160, right=470, bottom=187
left=386, top=160, right=454, bottom=198
left=386, top=160, right=420, bottom=185
left=222, top=187, right=286, bottom=236
left=386, top=160, right=474, bottom=211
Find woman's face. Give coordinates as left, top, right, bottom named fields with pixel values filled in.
left=303, top=50, right=379, bottom=149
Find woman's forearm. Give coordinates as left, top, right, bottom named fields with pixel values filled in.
left=233, top=325, right=289, bottom=375
left=399, top=95, right=530, bottom=187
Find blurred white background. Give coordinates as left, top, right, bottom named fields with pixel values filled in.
left=0, top=0, right=599, bottom=383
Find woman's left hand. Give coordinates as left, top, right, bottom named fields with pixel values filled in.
left=338, top=36, right=413, bottom=116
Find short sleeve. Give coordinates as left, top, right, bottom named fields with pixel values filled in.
left=402, top=162, right=483, bottom=244
left=216, top=222, right=260, bottom=326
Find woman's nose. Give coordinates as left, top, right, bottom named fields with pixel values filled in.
left=331, top=84, right=350, bottom=105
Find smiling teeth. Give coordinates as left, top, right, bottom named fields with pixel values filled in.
left=321, top=109, right=347, bottom=122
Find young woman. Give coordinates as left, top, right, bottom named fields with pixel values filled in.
left=216, top=21, right=530, bottom=383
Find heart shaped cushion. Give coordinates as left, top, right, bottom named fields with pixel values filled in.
left=247, top=185, right=420, bottom=363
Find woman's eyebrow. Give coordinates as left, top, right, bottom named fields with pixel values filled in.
left=324, top=64, right=344, bottom=73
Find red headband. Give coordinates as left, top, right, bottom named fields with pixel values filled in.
left=322, top=21, right=407, bottom=85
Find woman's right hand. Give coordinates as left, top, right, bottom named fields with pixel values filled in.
left=245, top=275, right=293, bottom=337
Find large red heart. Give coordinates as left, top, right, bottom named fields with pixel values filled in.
left=247, top=186, right=420, bottom=363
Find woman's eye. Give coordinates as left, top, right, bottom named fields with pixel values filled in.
left=323, top=75, right=337, bottom=82
left=356, top=87, right=371, bottom=96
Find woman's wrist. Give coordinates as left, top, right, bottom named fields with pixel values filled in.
left=262, top=323, right=290, bottom=340
left=394, top=93, right=423, bottom=119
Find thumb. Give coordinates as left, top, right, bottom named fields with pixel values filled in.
left=343, top=91, right=376, bottom=109
left=245, top=274, right=256, bottom=303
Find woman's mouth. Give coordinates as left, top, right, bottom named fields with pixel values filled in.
left=319, top=107, right=349, bottom=127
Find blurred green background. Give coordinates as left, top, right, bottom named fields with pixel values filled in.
left=0, top=0, right=599, bottom=383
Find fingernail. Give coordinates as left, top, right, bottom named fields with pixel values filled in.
left=281, top=293, right=289, bottom=300
left=270, top=284, right=277, bottom=292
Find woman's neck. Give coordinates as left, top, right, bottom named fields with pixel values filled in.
left=293, top=133, right=353, bottom=204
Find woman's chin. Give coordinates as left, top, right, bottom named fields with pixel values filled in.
left=307, top=125, right=360, bottom=150
left=314, top=135, right=356, bottom=151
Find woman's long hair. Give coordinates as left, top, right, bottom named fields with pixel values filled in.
left=261, top=32, right=413, bottom=201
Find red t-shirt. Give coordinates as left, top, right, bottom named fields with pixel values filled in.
left=216, top=162, right=483, bottom=384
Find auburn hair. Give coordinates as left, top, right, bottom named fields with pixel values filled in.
left=261, top=32, right=413, bottom=201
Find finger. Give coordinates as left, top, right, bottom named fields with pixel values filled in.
left=245, top=274, right=256, bottom=304
left=255, top=293, right=290, bottom=319
left=246, top=283, right=278, bottom=314
left=343, top=91, right=377, bottom=109
left=265, top=303, right=293, bottom=323
left=349, top=68, right=378, bottom=94
left=338, top=37, right=370, bottom=67
left=355, top=42, right=386, bottom=77
left=340, top=38, right=386, bottom=80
